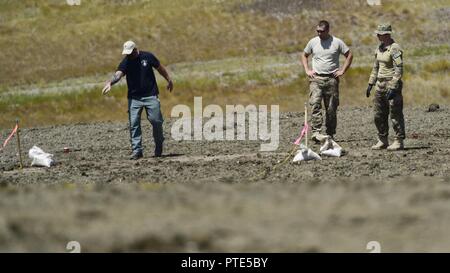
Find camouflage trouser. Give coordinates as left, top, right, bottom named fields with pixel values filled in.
left=373, top=79, right=405, bottom=140
left=308, top=76, right=339, bottom=136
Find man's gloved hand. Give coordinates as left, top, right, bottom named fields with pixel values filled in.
left=386, top=89, right=396, bottom=100
left=366, top=84, right=373, bottom=98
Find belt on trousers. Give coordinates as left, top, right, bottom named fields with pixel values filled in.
left=377, top=77, right=393, bottom=82
left=315, top=73, right=335, bottom=77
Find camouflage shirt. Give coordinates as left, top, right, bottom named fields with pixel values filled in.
left=368, top=42, right=403, bottom=90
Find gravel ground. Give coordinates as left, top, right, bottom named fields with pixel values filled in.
left=0, top=106, right=449, bottom=252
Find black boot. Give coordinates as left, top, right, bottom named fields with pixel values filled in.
left=130, top=151, right=143, bottom=160
left=154, top=143, right=163, bottom=157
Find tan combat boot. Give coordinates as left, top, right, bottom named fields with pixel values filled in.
left=311, top=132, right=327, bottom=143
left=387, top=139, right=404, bottom=151
left=371, top=137, right=389, bottom=150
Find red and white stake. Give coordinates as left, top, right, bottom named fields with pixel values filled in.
left=16, top=119, right=23, bottom=169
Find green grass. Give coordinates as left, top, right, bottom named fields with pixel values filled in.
left=423, top=60, right=450, bottom=74
left=411, top=45, right=450, bottom=57
left=1, top=57, right=448, bottom=129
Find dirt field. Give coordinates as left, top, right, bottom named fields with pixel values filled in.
left=0, top=106, right=449, bottom=252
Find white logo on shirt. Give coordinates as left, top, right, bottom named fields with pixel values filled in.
left=141, top=60, right=148, bottom=67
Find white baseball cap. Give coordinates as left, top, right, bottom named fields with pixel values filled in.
left=122, top=40, right=136, bottom=55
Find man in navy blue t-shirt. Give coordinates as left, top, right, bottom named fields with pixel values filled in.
left=102, top=40, right=173, bottom=159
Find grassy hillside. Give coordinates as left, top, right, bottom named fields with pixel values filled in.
left=0, top=0, right=449, bottom=128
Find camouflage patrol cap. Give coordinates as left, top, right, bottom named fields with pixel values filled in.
left=374, top=24, right=393, bottom=35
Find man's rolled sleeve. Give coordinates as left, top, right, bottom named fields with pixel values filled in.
left=303, top=40, right=313, bottom=55
left=117, top=58, right=128, bottom=74
left=149, top=53, right=161, bottom=69
left=339, top=39, right=350, bottom=55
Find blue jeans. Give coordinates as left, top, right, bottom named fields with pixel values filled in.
left=128, top=96, right=164, bottom=156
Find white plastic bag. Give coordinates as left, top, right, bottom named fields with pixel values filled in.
left=320, top=137, right=343, bottom=157
left=293, top=144, right=322, bottom=162
left=28, top=146, right=55, bottom=167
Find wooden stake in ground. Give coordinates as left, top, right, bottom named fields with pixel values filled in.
left=16, top=119, right=24, bottom=169
left=304, top=102, right=308, bottom=149
left=259, top=102, right=309, bottom=177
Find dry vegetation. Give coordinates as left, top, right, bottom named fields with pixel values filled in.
left=0, top=0, right=449, bottom=128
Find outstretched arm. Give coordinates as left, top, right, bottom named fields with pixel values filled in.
left=102, top=71, right=124, bottom=95
left=156, top=64, right=173, bottom=92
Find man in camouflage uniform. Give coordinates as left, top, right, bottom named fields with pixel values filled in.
left=301, top=20, right=353, bottom=142
left=366, top=24, right=405, bottom=151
